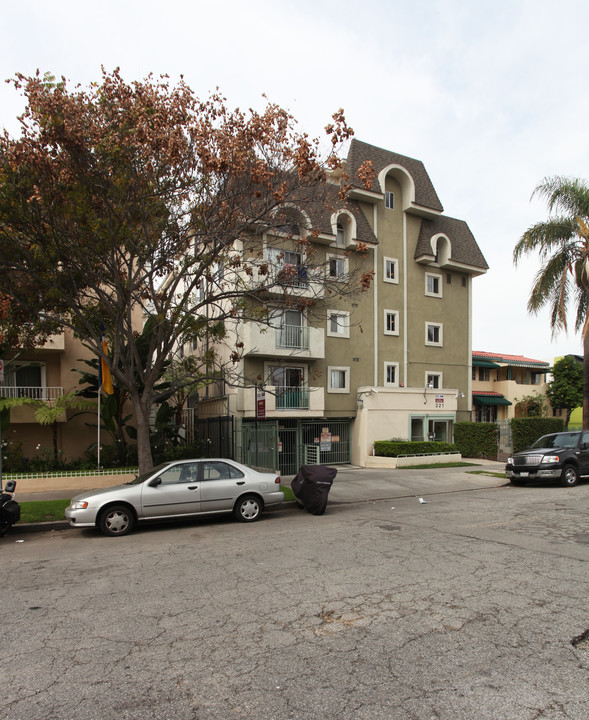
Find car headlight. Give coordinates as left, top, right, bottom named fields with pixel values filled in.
left=540, top=454, right=558, bottom=464
left=506, top=457, right=513, bottom=465
left=69, top=500, right=89, bottom=510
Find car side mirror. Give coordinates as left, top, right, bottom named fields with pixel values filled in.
left=148, top=477, right=162, bottom=487
left=3, top=480, right=16, bottom=493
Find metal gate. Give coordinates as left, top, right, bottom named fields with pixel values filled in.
left=497, top=420, right=512, bottom=461
left=237, top=420, right=279, bottom=472
left=301, top=420, right=351, bottom=466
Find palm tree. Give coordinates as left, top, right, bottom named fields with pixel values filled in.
left=514, top=176, right=589, bottom=429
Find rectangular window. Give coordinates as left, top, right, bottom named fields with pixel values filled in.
left=384, top=310, right=399, bottom=336
left=385, top=191, right=394, bottom=209
left=425, top=273, right=442, bottom=297
left=266, top=246, right=307, bottom=287
left=478, top=367, right=490, bottom=381
left=327, top=310, right=350, bottom=338
left=328, top=255, right=347, bottom=280
left=426, top=372, right=442, bottom=389
left=383, top=256, right=399, bottom=284
left=328, top=366, right=350, bottom=393
left=384, top=362, right=399, bottom=387
left=425, top=322, right=443, bottom=346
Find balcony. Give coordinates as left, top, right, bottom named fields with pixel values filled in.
left=240, top=322, right=325, bottom=359
left=247, top=262, right=325, bottom=300
left=237, top=385, right=325, bottom=417
left=274, top=386, right=310, bottom=409
left=0, top=386, right=64, bottom=401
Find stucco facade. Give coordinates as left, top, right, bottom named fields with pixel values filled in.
left=209, top=140, right=489, bottom=472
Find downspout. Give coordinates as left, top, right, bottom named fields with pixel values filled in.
left=373, top=204, right=379, bottom=387
left=403, top=211, right=408, bottom=383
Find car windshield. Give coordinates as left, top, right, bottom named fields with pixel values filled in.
left=127, top=462, right=174, bottom=485
left=531, top=433, right=579, bottom=449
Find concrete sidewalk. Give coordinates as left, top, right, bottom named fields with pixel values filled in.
left=11, top=459, right=507, bottom=534
left=16, top=459, right=506, bottom=504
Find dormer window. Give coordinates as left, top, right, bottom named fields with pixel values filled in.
left=336, top=222, right=345, bottom=248
left=385, top=191, right=394, bottom=210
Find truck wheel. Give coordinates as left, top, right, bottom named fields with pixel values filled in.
left=560, top=465, right=579, bottom=487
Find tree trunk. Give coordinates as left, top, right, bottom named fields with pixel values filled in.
left=583, top=332, right=589, bottom=430
left=134, top=396, right=154, bottom=474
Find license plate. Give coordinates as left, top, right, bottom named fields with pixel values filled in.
left=519, top=472, right=529, bottom=477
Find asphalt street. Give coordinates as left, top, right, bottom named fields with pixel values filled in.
left=2, top=463, right=588, bottom=719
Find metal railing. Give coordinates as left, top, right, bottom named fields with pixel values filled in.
left=275, top=386, right=310, bottom=410
left=0, top=386, right=64, bottom=401
left=276, top=325, right=309, bottom=350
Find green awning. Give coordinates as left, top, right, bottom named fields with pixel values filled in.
left=472, top=359, right=501, bottom=368
left=473, top=394, right=512, bottom=406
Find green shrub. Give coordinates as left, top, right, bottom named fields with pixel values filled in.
left=454, top=422, right=498, bottom=459
left=510, top=417, right=565, bottom=453
left=374, top=440, right=457, bottom=457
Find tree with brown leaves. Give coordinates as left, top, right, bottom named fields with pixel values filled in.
left=0, top=70, right=372, bottom=472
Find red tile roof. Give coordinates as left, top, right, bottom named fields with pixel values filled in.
left=472, top=351, right=549, bottom=367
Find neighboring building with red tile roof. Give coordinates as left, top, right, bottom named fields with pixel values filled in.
left=471, top=351, right=550, bottom=422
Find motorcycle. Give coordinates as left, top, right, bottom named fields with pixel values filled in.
left=0, top=480, right=20, bottom=537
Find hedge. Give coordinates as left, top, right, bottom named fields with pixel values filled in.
left=373, top=440, right=457, bottom=457
left=454, top=422, right=498, bottom=459
left=510, top=417, right=565, bottom=453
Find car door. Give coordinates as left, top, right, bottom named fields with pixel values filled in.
left=199, top=460, right=246, bottom=513
left=140, top=462, right=201, bottom=518
left=578, top=432, right=589, bottom=476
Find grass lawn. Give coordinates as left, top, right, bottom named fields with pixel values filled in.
left=19, top=499, right=71, bottom=524
left=403, top=461, right=480, bottom=469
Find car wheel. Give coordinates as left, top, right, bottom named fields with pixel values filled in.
left=99, top=505, right=135, bottom=536
left=560, top=465, right=579, bottom=487
left=234, top=494, right=262, bottom=522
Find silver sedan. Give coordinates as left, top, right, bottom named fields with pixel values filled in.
left=65, top=459, right=283, bottom=537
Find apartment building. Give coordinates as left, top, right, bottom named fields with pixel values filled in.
left=472, top=351, right=550, bottom=422
left=199, top=139, right=489, bottom=474
left=0, top=329, right=98, bottom=463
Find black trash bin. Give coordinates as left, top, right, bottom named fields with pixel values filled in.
left=291, top=465, right=337, bottom=515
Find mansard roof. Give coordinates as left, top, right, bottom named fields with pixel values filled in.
left=346, top=138, right=444, bottom=213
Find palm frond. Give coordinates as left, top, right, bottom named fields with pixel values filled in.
left=514, top=217, right=577, bottom=264
left=532, top=176, right=589, bottom=218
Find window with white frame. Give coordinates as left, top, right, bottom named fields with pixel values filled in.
left=383, top=257, right=399, bottom=284
left=384, top=362, right=399, bottom=387
left=425, top=272, right=442, bottom=297
left=425, top=322, right=443, bottom=346
left=385, top=191, right=394, bottom=209
left=384, top=310, right=399, bottom=336
left=328, top=366, right=350, bottom=393
left=425, top=372, right=442, bottom=389
left=327, top=254, right=348, bottom=280
left=266, top=246, right=307, bottom=287
left=327, top=310, right=350, bottom=338
left=336, top=222, right=346, bottom=248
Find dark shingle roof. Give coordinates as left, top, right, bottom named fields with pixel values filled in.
left=346, top=139, right=444, bottom=213
left=415, top=215, right=488, bottom=271
left=307, top=183, right=378, bottom=245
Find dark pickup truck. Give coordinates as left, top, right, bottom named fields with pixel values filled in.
left=506, top=431, right=589, bottom=487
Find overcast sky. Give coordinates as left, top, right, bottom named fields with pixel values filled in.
left=2, top=0, right=588, bottom=363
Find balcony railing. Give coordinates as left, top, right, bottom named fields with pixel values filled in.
left=276, top=325, right=310, bottom=350
left=0, top=386, right=64, bottom=401
left=274, top=386, right=310, bottom=410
